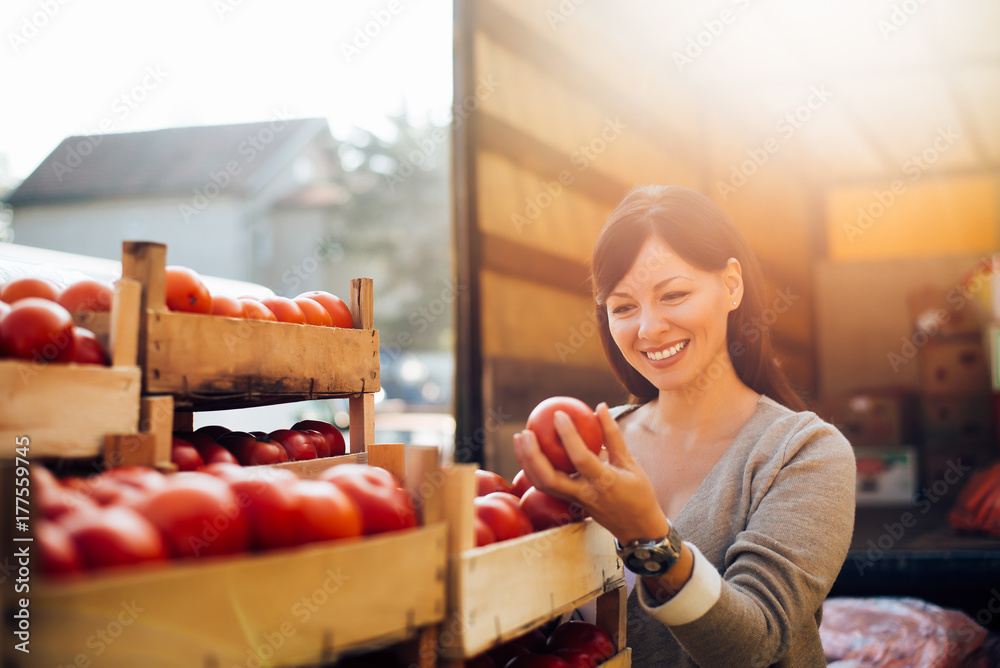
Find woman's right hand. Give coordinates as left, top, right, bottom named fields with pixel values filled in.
left=513, top=402, right=671, bottom=545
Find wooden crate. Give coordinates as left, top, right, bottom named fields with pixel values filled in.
left=19, top=523, right=448, bottom=668
left=0, top=279, right=143, bottom=460
left=432, top=464, right=625, bottom=660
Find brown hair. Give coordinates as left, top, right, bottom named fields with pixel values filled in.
left=591, top=185, right=806, bottom=411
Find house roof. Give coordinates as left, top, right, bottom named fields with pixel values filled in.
left=4, top=117, right=331, bottom=206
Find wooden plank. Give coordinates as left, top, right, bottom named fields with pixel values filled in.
left=141, top=395, right=174, bottom=469
left=0, top=363, right=141, bottom=458
left=445, top=519, right=622, bottom=658
left=406, top=445, right=444, bottom=526
left=443, top=464, right=477, bottom=555
left=481, top=233, right=592, bottom=297
left=349, top=393, right=375, bottom=454
left=603, top=648, right=633, bottom=667
left=143, top=312, right=380, bottom=399
left=28, top=524, right=448, bottom=668
left=110, top=277, right=141, bottom=367
left=272, top=452, right=368, bottom=479
left=350, top=277, right=375, bottom=329
left=595, top=585, right=628, bottom=655
left=368, top=442, right=406, bottom=482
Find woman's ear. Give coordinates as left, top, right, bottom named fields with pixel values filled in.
left=725, top=257, right=744, bottom=307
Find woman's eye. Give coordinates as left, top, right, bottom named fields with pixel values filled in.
left=662, top=292, right=688, bottom=301
left=610, top=304, right=633, bottom=315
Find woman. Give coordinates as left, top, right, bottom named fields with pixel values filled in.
left=513, top=185, right=855, bottom=667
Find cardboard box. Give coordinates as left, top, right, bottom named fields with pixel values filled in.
left=921, top=393, right=995, bottom=445
left=854, top=446, right=918, bottom=506
left=821, top=392, right=919, bottom=447
left=919, top=338, right=990, bottom=394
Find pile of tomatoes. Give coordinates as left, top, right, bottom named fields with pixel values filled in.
left=165, top=265, right=353, bottom=327
left=37, top=462, right=417, bottom=576
left=171, top=419, right=347, bottom=469
left=472, top=468, right=587, bottom=547
left=0, top=276, right=114, bottom=365
left=466, top=620, right=617, bottom=668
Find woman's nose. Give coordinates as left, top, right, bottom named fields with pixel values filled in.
left=637, top=307, right=669, bottom=340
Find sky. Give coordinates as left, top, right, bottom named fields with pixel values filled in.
left=0, top=0, right=454, bottom=182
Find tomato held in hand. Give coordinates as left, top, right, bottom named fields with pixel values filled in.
left=473, top=494, right=533, bottom=542
left=165, top=266, right=212, bottom=314
left=296, top=290, right=353, bottom=328
left=319, top=464, right=417, bottom=535
left=58, top=279, right=114, bottom=313
left=519, top=486, right=586, bottom=532
left=474, top=468, right=512, bottom=497
left=0, top=298, right=76, bottom=362
left=525, top=397, right=603, bottom=474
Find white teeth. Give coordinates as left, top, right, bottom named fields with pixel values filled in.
left=645, top=340, right=688, bottom=361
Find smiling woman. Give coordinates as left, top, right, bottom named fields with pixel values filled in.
left=513, top=185, right=857, bottom=667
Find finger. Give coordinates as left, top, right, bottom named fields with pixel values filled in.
left=553, top=410, right=606, bottom=479
left=513, top=430, right=578, bottom=496
left=595, top=403, right=636, bottom=468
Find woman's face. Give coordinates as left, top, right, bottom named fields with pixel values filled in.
left=604, top=235, right=741, bottom=393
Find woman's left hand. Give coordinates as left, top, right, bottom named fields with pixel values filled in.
left=513, top=403, right=670, bottom=544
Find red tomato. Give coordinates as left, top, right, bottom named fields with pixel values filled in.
left=62, top=505, right=168, bottom=570
left=525, top=397, right=603, bottom=474
left=268, top=429, right=318, bottom=461
left=549, top=648, right=600, bottom=668
left=291, top=419, right=346, bottom=457
left=57, top=279, right=114, bottom=313
left=165, top=266, right=212, bottom=314
left=0, top=298, right=76, bottom=362
left=511, top=469, right=533, bottom=498
left=135, top=472, right=250, bottom=558
left=37, top=520, right=83, bottom=576
left=546, top=621, right=615, bottom=664
left=218, top=432, right=289, bottom=466
left=291, top=480, right=364, bottom=544
left=319, top=464, right=417, bottom=535
left=176, top=431, right=238, bottom=466
left=475, top=469, right=513, bottom=496
left=210, top=294, right=245, bottom=318
left=239, top=298, right=277, bottom=321
left=475, top=516, right=496, bottom=547
left=297, top=429, right=330, bottom=458
left=486, top=643, right=531, bottom=668
left=519, top=487, right=586, bottom=532
left=70, top=327, right=109, bottom=365
left=505, top=656, right=572, bottom=668
left=69, top=474, right=144, bottom=507
left=293, top=297, right=334, bottom=327
left=224, top=470, right=303, bottom=549
left=1, top=277, right=60, bottom=303
left=465, top=654, right=496, bottom=668
left=39, top=483, right=94, bottom=520
left=260, top=296, right=307, bottom=324
left=482, top=491, right=522, bottom=510
left=195, top=424, right=231, bottom=441
left=509, top=629, right=548, bottom=654
left=104, top=465, right=166, bottom=493
left=296, top=290, right=353, bottom=328
left=0, top=300, right=10, bottom=323
left=171, top=437, right=206, bottom=471
left=473, top=495, right=533, bottom=542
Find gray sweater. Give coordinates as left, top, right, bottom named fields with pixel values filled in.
left=617, top=395, right=856, bottom=667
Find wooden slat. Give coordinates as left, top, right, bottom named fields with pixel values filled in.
left=272, top=452, right=368, bottom=479
left=368, top=442, right=406, bottom=483
left=349, top=393, right=375, bottom=454
left=481, top=233, right=591, bottom=297
left=110, top=277, right=141, bottom=367
left=31, top=525, right=448, bottom=667
left=0, top=363, right=141, bottom=458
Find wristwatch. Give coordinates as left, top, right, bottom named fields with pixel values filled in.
left=614, top=521, right=683, bottom=577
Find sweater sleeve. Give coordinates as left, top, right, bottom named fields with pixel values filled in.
left=637, top=415, right=856, bottom=666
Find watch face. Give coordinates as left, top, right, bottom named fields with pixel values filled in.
left=626, top=550, right=668, bottom=575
